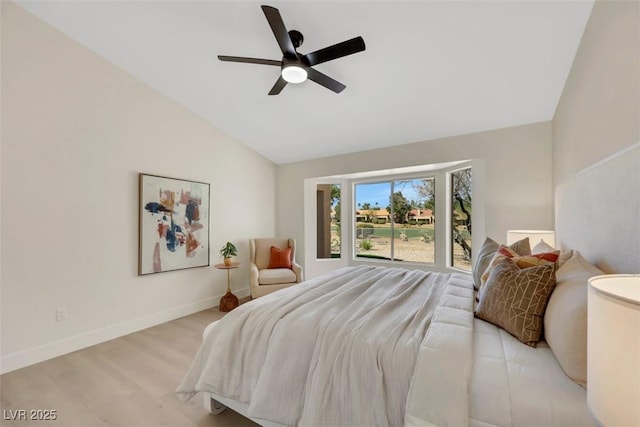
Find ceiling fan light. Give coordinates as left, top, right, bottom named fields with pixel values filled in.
left=281, top=65, right=307, bottom=84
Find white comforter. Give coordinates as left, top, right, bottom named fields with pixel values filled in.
left=469, top=320, right=594, bottom=427
left=177, top=265, right=475, bottom=427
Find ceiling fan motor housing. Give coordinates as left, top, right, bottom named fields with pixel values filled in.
left=288, top=30, right=304, bottom=49
left=282, top=54, right=310, bottom=69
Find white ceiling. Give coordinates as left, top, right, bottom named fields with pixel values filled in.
left=17, top=1, right=594, bottom=164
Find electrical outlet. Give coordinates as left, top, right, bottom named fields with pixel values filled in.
left=55, top=307, right=68, bottom=321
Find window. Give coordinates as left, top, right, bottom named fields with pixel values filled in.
left=309, top=161, right=473, bottom=272
left=450, top=168, right=472, bottom=271
left=354, top=178, right=435, bottom=263
left=316, top=184, right=341, bottom=259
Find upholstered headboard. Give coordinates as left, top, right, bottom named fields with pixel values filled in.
left=555, top=143, right=639, bottom=273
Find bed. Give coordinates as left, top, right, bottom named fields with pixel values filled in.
left=177, top=253, right=597, bottom=427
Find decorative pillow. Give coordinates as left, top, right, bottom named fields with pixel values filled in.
left=532, top=239, right=555, bottom=254
left=557, top=250, right=574, bottom=267
left=478, top=245, right=559, bottom=296
left=475, top=257, right=557, bottom=347
left=472, top=237, right=531, bottom=290
left=532, top=240, right=573, bottom=267
left=514, top=252, right=560, bottom=266
left=509, top=237, right=532, bottom=257
left=267, top=246, right=292, bottom=269
left=477, top=246, right=519, bottom=294
left=544, top=250, right=603, bottom=387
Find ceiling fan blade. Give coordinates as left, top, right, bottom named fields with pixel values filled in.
left=261, top=5, right=297, bottom=59
left=218, top=56, right=280, bottom=66
left=268, top=76, right=288, bottom=95
left=306, top=68, right=346, bottom=93
left=305, top=36, right=366, bottom=66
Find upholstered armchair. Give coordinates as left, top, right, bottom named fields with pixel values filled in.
left=249, top=238, right=303, bottom=299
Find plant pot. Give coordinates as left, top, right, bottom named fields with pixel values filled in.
left=223, top=257, right=233, bottom=266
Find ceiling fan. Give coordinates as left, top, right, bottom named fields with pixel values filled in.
left=218, top=5, right=366, bottom=95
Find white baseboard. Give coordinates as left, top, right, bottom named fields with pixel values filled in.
left=0, top=287, right=250, bottom=374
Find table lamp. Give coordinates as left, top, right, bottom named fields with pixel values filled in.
left=506, top=229, right=555, bottom=248
left=587, top=274, right=640, bottom=426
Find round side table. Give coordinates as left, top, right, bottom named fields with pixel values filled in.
left=215, top=262, right=240, bottom=312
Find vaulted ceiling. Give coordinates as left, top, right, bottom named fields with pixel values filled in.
left=17, top=1, right=594, bottom=164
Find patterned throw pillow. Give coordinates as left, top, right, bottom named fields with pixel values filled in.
left=475, top=257, right=557, bottom=347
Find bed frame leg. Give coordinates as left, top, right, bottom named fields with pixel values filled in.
left=203, top=392, right=227, bottom=415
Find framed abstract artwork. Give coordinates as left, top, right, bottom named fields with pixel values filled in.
left=139, top=173, right=210, bottom=275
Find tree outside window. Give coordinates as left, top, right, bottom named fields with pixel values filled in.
left=451, top=168, right=472, bottom=270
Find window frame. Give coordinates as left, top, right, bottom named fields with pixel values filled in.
left=352, top=172, right=438, bottom=266
left=349, top=162, right=473, bottom=273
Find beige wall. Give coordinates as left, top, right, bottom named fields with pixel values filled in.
left=552, top=0, right=639, bottom=272
left=1, top=3, right=276, bottom=373
left=553, top=0, right=639, bottom=186
left=277, top=121, right=554, bottom=276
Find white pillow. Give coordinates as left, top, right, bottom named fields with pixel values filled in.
left=532, top=239, right=555, bottom=254
left=544, top=250, right=603, bottom=387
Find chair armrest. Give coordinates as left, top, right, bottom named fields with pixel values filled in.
left=292, top=262, right=304, bottom=282
left=249, top=263, right=260, bottom=291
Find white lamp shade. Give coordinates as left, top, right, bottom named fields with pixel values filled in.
left=506, top=229, right=555, bottom=248
left=588, top=274, right=640, bottom=427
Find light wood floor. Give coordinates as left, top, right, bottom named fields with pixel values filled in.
left=1, top=307, right=260, bottom=427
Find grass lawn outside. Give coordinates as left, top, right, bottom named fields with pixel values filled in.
left=352, top=222, right=471, bottom=270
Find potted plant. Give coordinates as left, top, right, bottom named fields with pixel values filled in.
left=220, top=241, right=238, bottom=266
